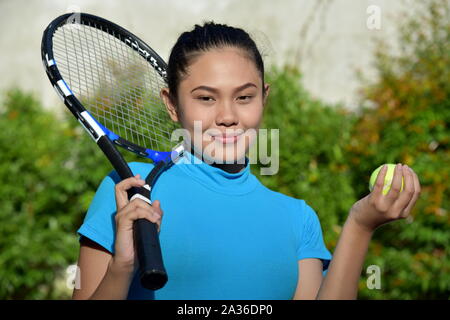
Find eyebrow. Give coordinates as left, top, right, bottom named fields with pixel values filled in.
left=190, top=82, right=257, bottom=94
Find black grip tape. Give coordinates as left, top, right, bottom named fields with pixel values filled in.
left=97, top=135, right=167, bottom=290
left=134, top=219, right=168, bottom=290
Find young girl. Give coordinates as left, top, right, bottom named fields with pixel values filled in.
left=72, top=22, right=421, bottom=300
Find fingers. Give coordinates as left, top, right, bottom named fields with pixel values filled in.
left=391, top=165, right=414, bottom=217
left=372, top=164, right=388, bottom=196
left=386, top=164, right=405, bottom=200
left=149, top=200, right=163, bottom=232
left=152, top=200, right=162, bottom=213
left=401, top=166, right=421, bottom=217
left=385, top=163, right=403, bottom=198
left=115, top=174, right=146, bottom=210
left=371, top=163, right=420, bottom=216
left=386, top=164, right=420, bottom=219
left=115, top=198, right=164, bottom=232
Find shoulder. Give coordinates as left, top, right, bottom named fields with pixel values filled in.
left=85, top=161, right=155, bottom=218
left=254, top=179, right=313, bottom=216
left=128, top=161, right=155, bottom=177
left=77, top=161, right=155, bottom=252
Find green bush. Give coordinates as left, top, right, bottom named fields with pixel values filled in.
left=347, top=0, right=449, bottom=299
left=255, top=0, right=449, bottom=299
left=0, top=0, right=447, bottom=300
left=0, top=89, right=112, bottom=299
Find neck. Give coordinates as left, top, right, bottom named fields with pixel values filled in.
left=211, top=162, right=246, bottom=174
left=189, top=147, right=246, bottom=174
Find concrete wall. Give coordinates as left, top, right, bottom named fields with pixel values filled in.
left=0, top=0, right=410, bottom=110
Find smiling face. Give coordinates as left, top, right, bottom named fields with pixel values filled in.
left=162, top=46, right=270, bottom=164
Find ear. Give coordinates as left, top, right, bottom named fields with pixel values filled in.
left=263, top=83, right=271, bottom=106
left=160, top=87, right=179, bottom=122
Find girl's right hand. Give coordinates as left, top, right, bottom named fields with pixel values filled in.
left=112, top=174, right=163, bottom=271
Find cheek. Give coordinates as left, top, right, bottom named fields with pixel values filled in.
left=182, top=109, right=216, bottom=133
left=239, top=103, right=264, bottom=128
left=176, top=106, right=216, bottom=148
left=176, top=99, right=214, bottom=129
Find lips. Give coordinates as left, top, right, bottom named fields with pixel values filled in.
left=213, top=135, right=240, bottom=144
left=209, top=132, right=244, bottom=144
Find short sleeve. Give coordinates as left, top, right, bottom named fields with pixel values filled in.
left=77, top=162, right=154, bottom=253
left=296, top=200, right=333, bottom=272
left=77, top=169, right=121, bottom=253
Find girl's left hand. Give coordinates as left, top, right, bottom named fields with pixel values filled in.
left=349, top=164, right=421, bottom=233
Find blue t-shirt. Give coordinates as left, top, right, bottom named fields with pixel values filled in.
left=77, top=152, right=332, bottom=299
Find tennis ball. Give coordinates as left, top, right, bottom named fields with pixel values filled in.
left=369, top=164, right=404, bottom=195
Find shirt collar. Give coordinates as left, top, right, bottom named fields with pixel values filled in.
left=175, top=151, right=257, bottom=195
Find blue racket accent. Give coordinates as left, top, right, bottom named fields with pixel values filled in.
left=91, top=113, right=177, bottom=163
left=146, top=149, right=172, bottom=163
left=95, top=120, right=119, bottom=141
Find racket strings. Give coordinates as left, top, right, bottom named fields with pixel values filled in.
left=52, top=21, right=177, bottom=151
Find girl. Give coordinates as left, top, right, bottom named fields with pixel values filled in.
left=72, top=22, right=421, bottom=300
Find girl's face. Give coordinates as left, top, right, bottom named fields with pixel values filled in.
left=162, top=47, right=270, bottom=164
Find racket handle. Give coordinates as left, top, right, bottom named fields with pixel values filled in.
left=97, top=136, right=168, bottom=290
left=133, top=218, right=168, bottom=290
left=127, top=186, right=168, bottom=290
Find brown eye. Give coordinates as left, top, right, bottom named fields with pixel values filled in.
left=238, top=95, right=253, bottom=101
left=198, top=96, right=214, bottom=102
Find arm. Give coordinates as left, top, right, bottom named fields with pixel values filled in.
left=72, top=175, right=164, bottom=300
left=315, top=217, right=372, bottom=299
left=72, top=237, right=134, bottom=300
left=293, top=221, right=373, bottom=300
left=292, top=222, right=372, bottom=300
left=293, top=164, right=420, bottom=300
left=316, top=164, right=420, bottom=299
left=293, top=258, right=324, bottom=300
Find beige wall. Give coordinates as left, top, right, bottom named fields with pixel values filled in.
left=0, top=0, right=409, bottom=110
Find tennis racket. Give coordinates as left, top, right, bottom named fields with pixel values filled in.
left=41, top=12, right=184, bottom=290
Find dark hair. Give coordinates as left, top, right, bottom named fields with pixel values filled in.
left=167, top=21, right=265, bottom=104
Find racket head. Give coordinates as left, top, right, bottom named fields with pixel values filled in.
left=41, top=12, right=180, bottom=162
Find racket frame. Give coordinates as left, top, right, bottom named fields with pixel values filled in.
left=41, top=12, right=183, bottom=290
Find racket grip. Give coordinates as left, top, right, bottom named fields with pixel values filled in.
left=128, top=186, right=168, bottom=290
left=133, top=218, right=168, bottom=290
left=128, top=187, right=168, bottom=290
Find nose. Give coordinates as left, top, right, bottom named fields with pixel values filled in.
left=215, top=100, right=238, bottom=127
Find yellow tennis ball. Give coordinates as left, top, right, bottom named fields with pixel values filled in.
left=369, top=164, right=404, bottom=195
